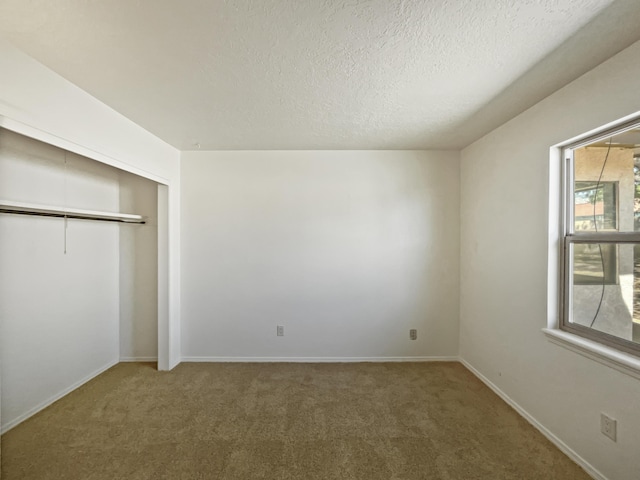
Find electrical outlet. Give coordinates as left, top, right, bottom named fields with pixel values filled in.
left=277, top=325, right=284, bottom=337
left=410, top=329, right=417, bottom=340
left=601, top=413, right=617, bottom=441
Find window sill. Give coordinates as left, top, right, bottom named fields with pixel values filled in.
left=542, top=328, right=640, bottom=380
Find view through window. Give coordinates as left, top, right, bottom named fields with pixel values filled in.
left=563, top=123, right=640, bottom=355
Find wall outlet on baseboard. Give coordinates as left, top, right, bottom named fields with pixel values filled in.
left=601, top=413, right=617, bottom=441
left=410, top=329, right=417, bottom=340
left=277, top=325, right=284, bottom=337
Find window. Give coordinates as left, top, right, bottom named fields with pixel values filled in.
left=573, top=181, right=618, bottom=285
left=562, top=121, right=640, bottom=356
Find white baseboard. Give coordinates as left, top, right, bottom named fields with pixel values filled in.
left=459, top=358, right=606, bottom=480
left=119, top=356, right=158, bottom=362
left=0, top=359, right=118, bottom=434
left=181, top=355, right=459, bottom=363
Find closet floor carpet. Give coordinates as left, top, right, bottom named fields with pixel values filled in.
left=1, top=362, right=589, bottom=480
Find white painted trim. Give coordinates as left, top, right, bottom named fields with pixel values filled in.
left=547, top=145, right=563, bottom=330
left=157, top=184, right=171, bottom=371
left=460, top=358, right=606, bottom=480
left=0, top=359, right=118, bottom=434
left=542, top=328, right=640, bottom=381
left=119, top=357, right=158, bottom=362
left=0, top=116, right=170, bottom=185
left=181, top=356, right=459, bottom=363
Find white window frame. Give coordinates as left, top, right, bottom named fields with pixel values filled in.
left=556, top=117, right=640, bottom=359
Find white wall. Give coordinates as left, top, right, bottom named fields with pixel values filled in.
left=460, top=40, right=640, bottom=479
left=0, top=129, right=121, bottom=431
left=181, top=150, right=460, bottom=360
left=0, top=38, right=181, bottom=369
left=119, top=172, right=158, bottom=361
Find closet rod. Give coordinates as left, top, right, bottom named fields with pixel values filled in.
left=0, top=200, right=145, bottom=224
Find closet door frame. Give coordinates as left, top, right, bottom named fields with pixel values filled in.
left=1, top=115, right=176, bottom=371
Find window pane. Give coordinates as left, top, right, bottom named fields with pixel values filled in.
left=573, top=243, right=617, bottom=285
left=570, top=243, right=640, bottom=345
left=573, top=129, right=640, bottom=233
left=574, top=181, right=617, bottom=231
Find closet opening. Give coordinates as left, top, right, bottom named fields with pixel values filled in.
left=0, top=127, right=168, bottom=433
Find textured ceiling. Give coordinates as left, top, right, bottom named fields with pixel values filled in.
left=0, top=0, right=638, bottom=150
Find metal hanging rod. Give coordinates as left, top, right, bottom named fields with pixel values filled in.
left=0, top=200, right=145, bottom=224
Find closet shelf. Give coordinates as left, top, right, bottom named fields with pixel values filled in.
left=0, top=200, right=146, bottom=224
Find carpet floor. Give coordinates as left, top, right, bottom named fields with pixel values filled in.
left=1, top=362, right=589, bottom=480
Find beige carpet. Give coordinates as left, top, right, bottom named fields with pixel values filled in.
left=1, top=362, right=588, bottom=480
